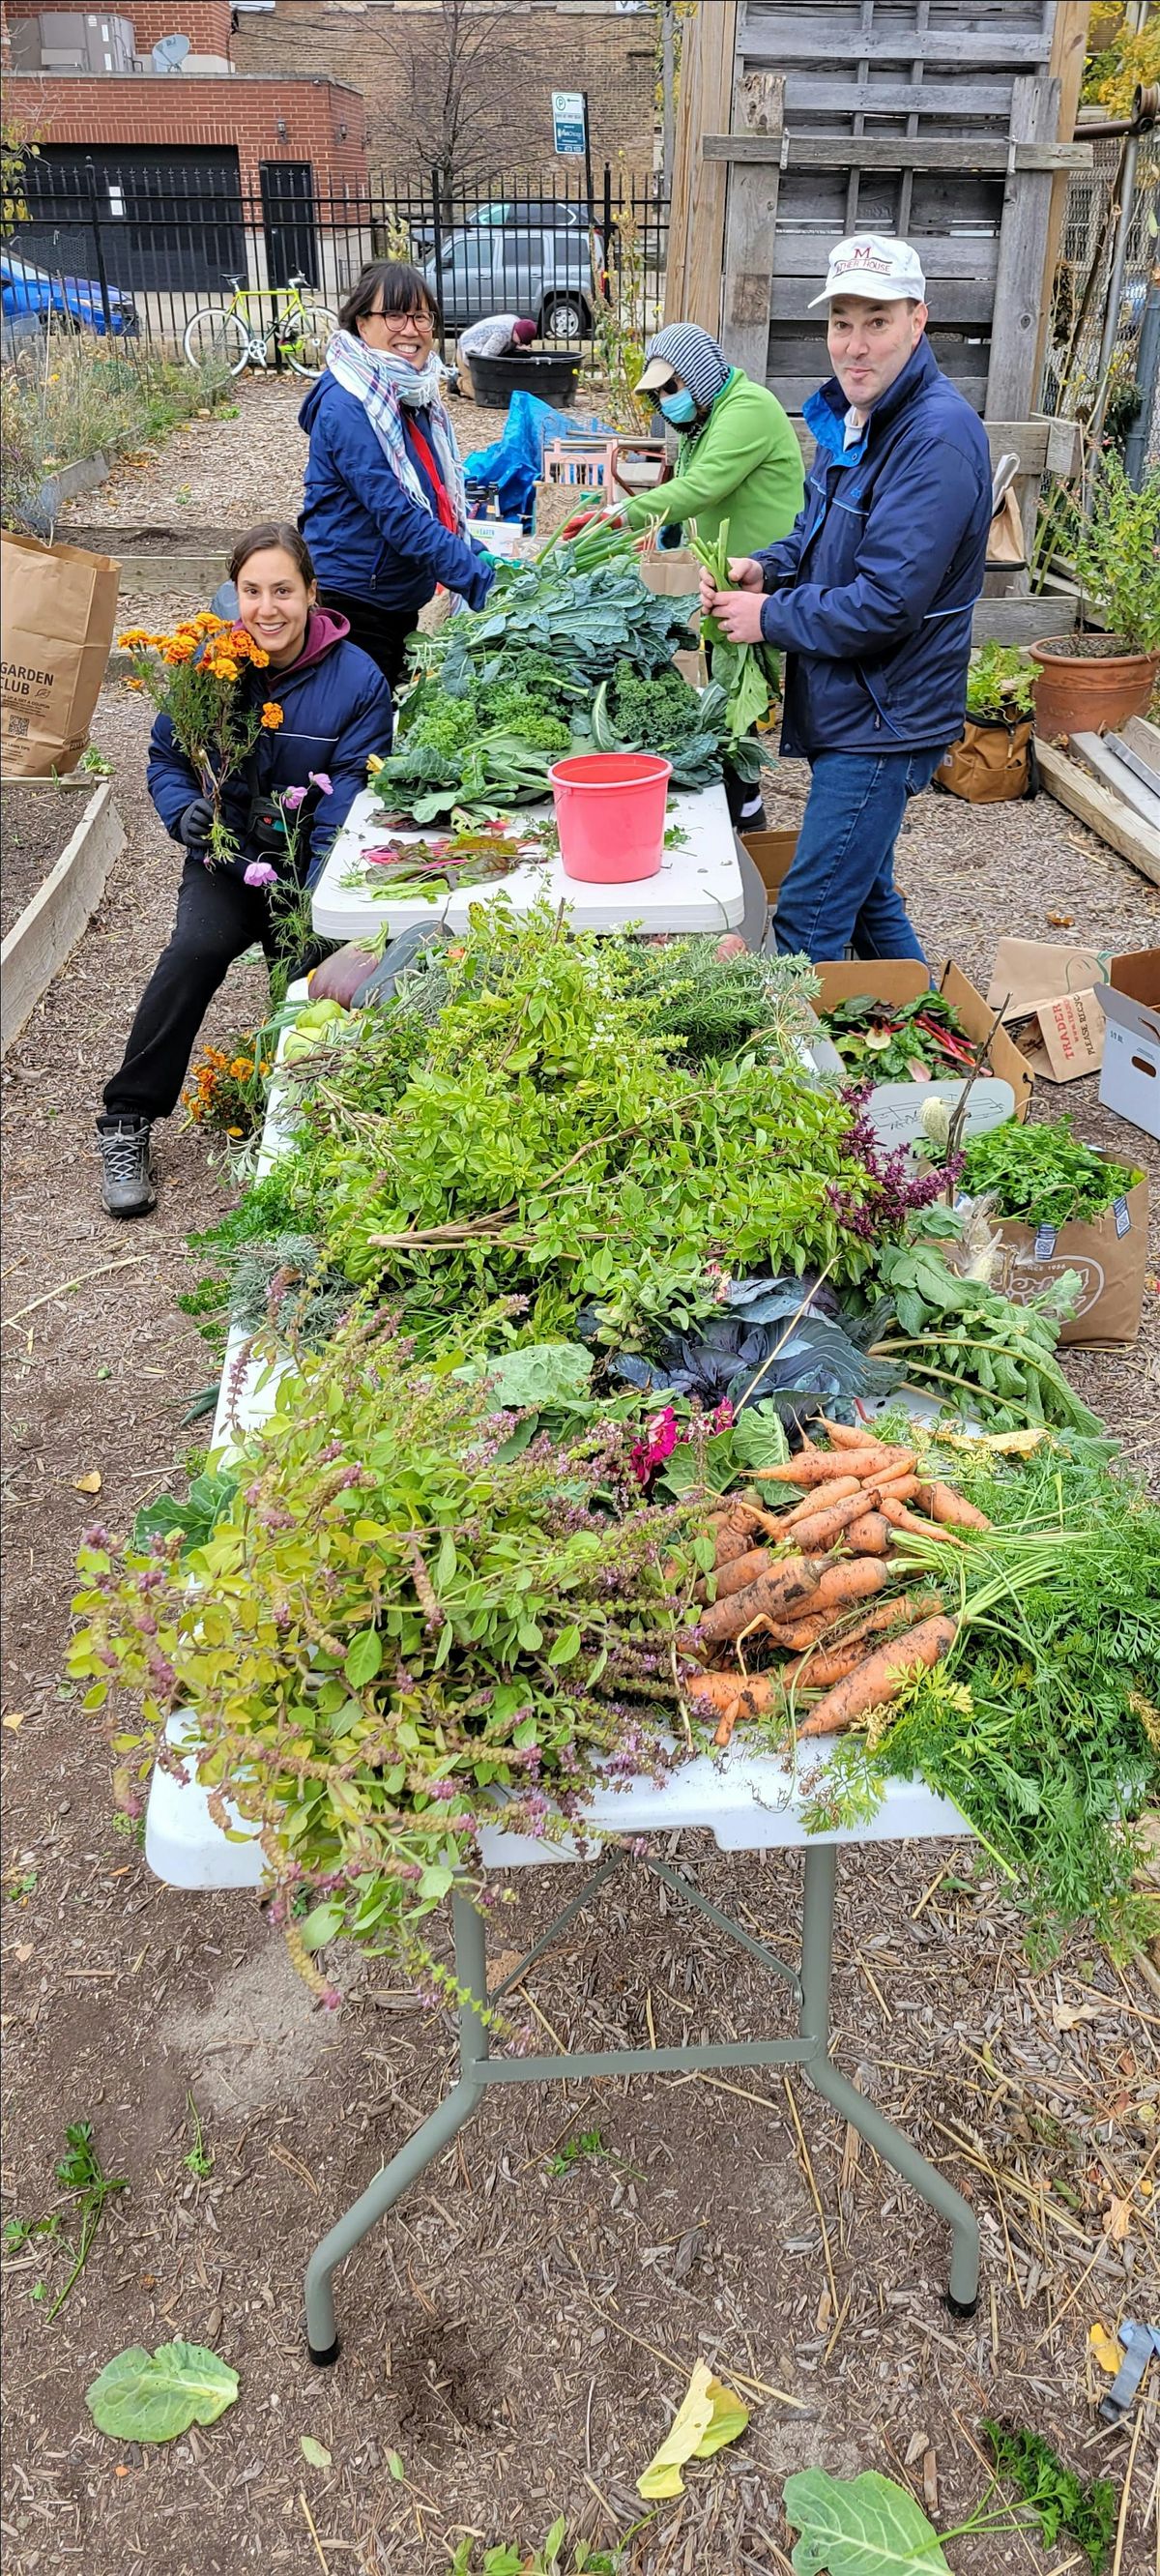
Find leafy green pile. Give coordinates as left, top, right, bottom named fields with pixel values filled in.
left=822, top=989, right=974, bottom=1082
left=602, top=934, right=818, bottom=1061
left=259, top=902, right=906, bottom=1353
left=582, top=660, right=729, bottom=789
left=72, top=1311, right=703, bottom=1969
left=872, top=1232, right=1100, bottom=1432
left=868, top=1435, right=1159, bottom=1954
left=686, top=517, right=781, bottom=777
left=961, top=1114, right=1140, bottom=1228
left=419, top=554, right=697, bottom=691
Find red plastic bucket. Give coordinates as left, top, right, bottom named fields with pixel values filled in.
left=548, top=752, right=672, bottom=883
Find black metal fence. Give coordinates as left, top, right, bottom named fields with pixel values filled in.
left=4, top=158, right=668, bottom=365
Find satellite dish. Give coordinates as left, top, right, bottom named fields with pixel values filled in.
left=152, top=32, right=190, bottom=70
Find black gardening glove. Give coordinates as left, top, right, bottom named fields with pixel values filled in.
left=177, top=794, right=215, bottom=851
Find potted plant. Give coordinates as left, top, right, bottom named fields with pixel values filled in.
left=1030, top=454, right=1160, bottom=739
left=936, top=642, right=1037, bottom=803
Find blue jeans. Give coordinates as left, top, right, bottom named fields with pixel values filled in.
left=773, top=748, right=942, bottom=962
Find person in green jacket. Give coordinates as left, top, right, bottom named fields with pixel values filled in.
left=566, top=323, right=804, bottom=824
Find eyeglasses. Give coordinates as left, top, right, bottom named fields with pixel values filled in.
left=368, top=307, right=434, bottom=330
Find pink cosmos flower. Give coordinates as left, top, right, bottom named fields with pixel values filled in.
left=244, top=859, right=278, bottom=889
left=280, top=785, right=308, bottom=811
left=309, top=771, right=334, bottom=796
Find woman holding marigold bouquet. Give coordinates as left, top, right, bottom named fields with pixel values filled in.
left=97, top=521, right=392, bottom=1218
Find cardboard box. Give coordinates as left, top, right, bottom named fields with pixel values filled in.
left=991, top=1158, right=1149, bottom=1346
left=638, top=551, right=701, bottom=631
left=1095, top=950, right=1160, bottom=1141
left=986, top=937, right=1107, bottom=1083
left=741, top=827, right=798, bottom=898
left=813, top=961, right=1036, bottom=1147
left=674, top=647, right=709, bottom=690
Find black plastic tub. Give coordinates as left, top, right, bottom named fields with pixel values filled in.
left=468, top=350, right=582, bottom=409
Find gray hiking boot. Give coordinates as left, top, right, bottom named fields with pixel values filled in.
left=97, top=1116, right=157, bottom=1217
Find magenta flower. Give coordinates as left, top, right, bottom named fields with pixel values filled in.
left=244, top=859, right=278, bottom=889
left=629, top=1405, right=679, bottom=1486
left=280, top=785, right=308, bottom=812
left=308, top=771, right=334, bottom=797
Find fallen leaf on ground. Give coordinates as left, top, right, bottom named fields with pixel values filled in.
left=1088, top=2321, right=1123, bottom=2374
left=1046, top=912, right=1074, bottom=927
left=300, top=2436, right=331, bottom=2469
left=73, top=1472, right=102, bottom=1495
left=1052, top=2000, right=1102, bottom=2029
left=2, top=1713, right=26, bottom=1732
left=636, top=2359, right=749, bottom=2499
left=1103, top=2196, right=1131, bottom=2244
left=85, top=2341, right=238, bottom=2443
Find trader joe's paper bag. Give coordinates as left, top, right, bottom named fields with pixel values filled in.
left=987, top=937, right=1107, bottom=1083
left=0, top=532, right=120, bottom=776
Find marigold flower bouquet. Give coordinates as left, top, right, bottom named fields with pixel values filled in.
left=120, top=611, right=284, bottom=869
left=182, top=1037, right=274, bottom=1138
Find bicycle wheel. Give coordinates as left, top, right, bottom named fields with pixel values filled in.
left=183, top=307, right=251, bottom=375
left=276, top=305, right=338, bottom=377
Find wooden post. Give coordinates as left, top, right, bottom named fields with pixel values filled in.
left=1034, top=1, right=1092, bottom=395
left=988, top=74, right=1063, bottom=416
left=663, top=0, right=738, bottom=331
left=719, top=71, right=783, bottom=378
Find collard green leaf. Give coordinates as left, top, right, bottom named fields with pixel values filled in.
left=783, top=2470, right=951, bottom=2574
left=85, top=2340, right=239, bottom=2444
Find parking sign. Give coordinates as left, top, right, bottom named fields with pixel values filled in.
left=552, top=91, right=587, bottom=156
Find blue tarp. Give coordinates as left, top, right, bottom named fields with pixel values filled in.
left=463, top=390, right=615, bottom=525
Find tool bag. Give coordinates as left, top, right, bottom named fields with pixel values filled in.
left=936, top=714, right=1036, bottom=804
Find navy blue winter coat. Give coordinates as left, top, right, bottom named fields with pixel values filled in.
left=299, top=374, right=494, bottom=616
left=754, top=337, right=992, bottom=758
left=146, top=609, right=392, bottom=886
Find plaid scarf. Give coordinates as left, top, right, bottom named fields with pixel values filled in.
left=324, top=330, right=467, bottom=533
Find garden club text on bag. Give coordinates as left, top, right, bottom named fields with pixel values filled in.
left=0, top=531, right=120, bottom=777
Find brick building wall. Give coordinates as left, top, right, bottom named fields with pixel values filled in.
left=231, top=0, right=657, bottom=184
left=2, top=60, right=368, bottom=190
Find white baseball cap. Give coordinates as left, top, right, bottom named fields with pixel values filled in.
left=809, top=234, right=927, bottom=308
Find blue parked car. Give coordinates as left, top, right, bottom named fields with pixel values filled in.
left=1, top=247, right=138, bottom=337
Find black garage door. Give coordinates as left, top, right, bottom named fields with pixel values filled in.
left=21, top=149, right=246, bottom=295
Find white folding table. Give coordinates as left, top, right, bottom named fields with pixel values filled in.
left=310, top=781, right=745, bottom=944
left=145, top=977, right=981, bottom=2360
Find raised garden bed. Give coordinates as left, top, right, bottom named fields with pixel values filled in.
left=1, top=778, right=125, bottom=1051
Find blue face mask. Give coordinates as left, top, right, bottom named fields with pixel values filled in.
left=658, top=388, right=697, bottom=426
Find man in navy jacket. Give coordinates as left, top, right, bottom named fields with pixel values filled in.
left=700, top=234, right=992, bottom=962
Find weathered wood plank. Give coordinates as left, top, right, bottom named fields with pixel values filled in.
left=1069, top=732, right=1160, bottom=833
left=785, top=414, right=1080, bottom=474
left=740, top=20, right=1052, bottom=68
left=972, top=599, right=1071, bottom=646
left=770, top=371, right=990, bottom=410
left=1121, top=716, right=1160, bottom=780
left=772, top=74, right=1018, bottom=116
left=769, top=328, right=989, bottom=378
left=664, top=0, right=738, bottom=331
left=703, top=132, right=1088, bottom=171
left=771, top=232, right=1000, bottom=279
left=1035, top=741, right=1160, bottom=887
left=768, top=273, right=995, bottom=324
left=987, top=75, right=1061, bottom=422
left=1034, top=3, right=1091, bottom=394
left=0, top=786, right=126, bottom=1055
left=720, top=70, right=783, bottom=380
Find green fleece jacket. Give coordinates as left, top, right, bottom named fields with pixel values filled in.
left=624, top=367, right=804, bottom=557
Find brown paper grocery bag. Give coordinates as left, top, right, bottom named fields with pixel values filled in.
left=0, top=532, right=120, bottom=777
left=990, top=1168, right=1148, bottom=1344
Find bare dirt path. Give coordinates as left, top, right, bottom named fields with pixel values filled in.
left=3, top=391, right=1157, bottom=2573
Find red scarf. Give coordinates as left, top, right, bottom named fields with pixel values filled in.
left=407, top=418, right=458, bottom=535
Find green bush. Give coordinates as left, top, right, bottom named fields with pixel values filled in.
left=0, top=329, right=230, bottom=534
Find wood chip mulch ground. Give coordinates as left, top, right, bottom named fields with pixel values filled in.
left=1, top=384, right=1157, bottom=2576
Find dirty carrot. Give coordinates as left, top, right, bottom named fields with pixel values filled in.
left=878, top=1495, right=964, bottom=1542
left=871, top=1473, right=921, bottom=1501
left=814, top=1417, right=886, bottom=1450
left=784, top=1477, right=863, bottom=1523
left=913, top=1481, right=992, bottom=1531
left=705, top=1543, right=773, bottom=1599
left=756, top=1449, right=909, bottom=1487
left=794, top=1614, right=958, bottom=1740
left=697, top=1555, right=821, bottom=1646
left=815, top=1591, right=943, bottom=1653
left=786, top=1557, right=890, bottom=1621
left=787, top=1489, right=883, bottom=1553
left=839, top=1510, right=893, bottom=1556
left=780, top=1640, right=872, bottom=1689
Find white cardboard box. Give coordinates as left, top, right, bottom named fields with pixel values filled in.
left=1095, top=951, right=1160, bottom=1142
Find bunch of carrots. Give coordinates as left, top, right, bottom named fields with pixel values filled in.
left=682, top=1417, right=990, bottom=1751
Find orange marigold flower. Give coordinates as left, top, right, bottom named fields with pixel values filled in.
left=260, top=701, right=284, bottom=729
left=119, top=628, right=151, bottom=648
left=125, top=677, right=144, bottom=690
left=246, top=642, right=271, bottom=667
left=229, top=1058, right=253, bottom=1079
left=226, top=1126, right=245, bottom=1139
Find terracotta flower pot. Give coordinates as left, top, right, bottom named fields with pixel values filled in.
left=1030, top=635, right=1160, bottom=743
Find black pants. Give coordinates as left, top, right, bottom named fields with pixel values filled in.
left=103, top=859, right=306, bottom=1124
left=316, top=588, right=418, bottom=693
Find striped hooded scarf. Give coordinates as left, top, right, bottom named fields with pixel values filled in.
left=642, top=323, right=732, bottom=411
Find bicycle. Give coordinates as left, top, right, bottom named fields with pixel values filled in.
left=182, top=274, right=337, bottom=379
